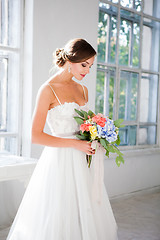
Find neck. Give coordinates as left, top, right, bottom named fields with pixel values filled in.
left=56, top=68, right=74, bottom=84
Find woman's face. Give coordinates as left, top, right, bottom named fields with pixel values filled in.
left=70, top=56, right=95, bottom=80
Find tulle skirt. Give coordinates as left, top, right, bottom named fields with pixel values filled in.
left=6, top=144, right=118, bottom=240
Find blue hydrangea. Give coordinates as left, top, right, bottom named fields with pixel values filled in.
left=97, top=118, right=118, bottom=143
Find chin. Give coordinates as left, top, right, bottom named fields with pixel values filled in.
left=74, top=76, right=83, bottom=81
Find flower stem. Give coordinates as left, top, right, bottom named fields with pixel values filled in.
left=86, top=155, right=92, bottom=168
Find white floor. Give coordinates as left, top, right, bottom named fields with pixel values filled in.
left=1, top=187, right=160, bottom=240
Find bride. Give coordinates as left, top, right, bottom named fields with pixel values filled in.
left=6, top=38, right=118, bottom=240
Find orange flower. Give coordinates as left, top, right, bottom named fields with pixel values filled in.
left=80, top=123, right=92, bottom=133
left=92, top=113, right=106, bottom=127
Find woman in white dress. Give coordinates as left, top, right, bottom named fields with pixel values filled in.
left=6, top=38, right=118, bottom=240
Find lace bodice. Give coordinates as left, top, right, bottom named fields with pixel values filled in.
left=46, top=102, right=89, bottom=137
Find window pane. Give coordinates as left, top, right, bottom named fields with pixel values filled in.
left=119, top=71, right=138, bottom=121
left=97, top=10, right=108, bottom=62
left=120, top=0, right=133, bottom=8
left=120, top=0, right=142, bottom=11
left=138, top=126, right=156, bottom=145
left=0, top=136, right=17, bottom=155
left=132, top=22, right=140, bottom=67
left=0, top=0, right=20, bottom=47
left=0, top=0, right=9, bottom=45
left=98, top=4, right=118, bottom=63
left=142, top=19, right=160, bottom=72
left=119, top=10, right=140, bottom=67
left=140, top=74, right=158, bottom=123
left=108, top=16, right=117, bottom=63
left=119, top=18, right=131, bottom=65
left=95, top=67, right=115, bottom=118
left=143, top=0, right=160, bottom=17
left=95, top=70, right=105, bottom=114
left=107, top=0, right=118, bottom=3
left=119, top=125, right=137, bottom=145
left=0, top=51, right=19, bottom=133
left=0, top=56, right=8, bottom=131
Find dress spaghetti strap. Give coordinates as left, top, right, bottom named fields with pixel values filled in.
left=82, top=84, right=87, bottom=102
left=47, top=83, right=62, bottom=105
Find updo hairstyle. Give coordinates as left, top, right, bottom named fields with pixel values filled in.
left=54, top=38, right=96, bottom=68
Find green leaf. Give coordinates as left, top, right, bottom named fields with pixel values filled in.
left=116, top=155, right=125, bottom=167
left=84, top=112, right=88, bottom=120
left=74, top=116, right=84, bottom=125
left=100, top=138, right=108, bottom=149
left=106, top=145, right=116, bottom=153
left=113, top=145, right=123, bottom=156
left=105, top=150, right=109, bottom=157
left=76, top=134, right=87, bottom=140
left=88, top=110, right=95, bottom=117
left=80, top=109, right=88, bottom=116
left=74, top=109, right=84, bottom=117
left=116, top=156, right=121, bottom=167
left=115, top=135, right=121, bottom=145
left=82, top=131, right=90, bottom=137
left=114, top=119, right=124, bottom=128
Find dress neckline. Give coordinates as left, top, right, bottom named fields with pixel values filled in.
left=48, top=101, right=88, bottom=112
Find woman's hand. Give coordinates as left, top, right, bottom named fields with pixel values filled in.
left=72, top=139, right=95, bottom=155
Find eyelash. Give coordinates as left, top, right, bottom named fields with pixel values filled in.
left=82, top=63, right=92, bottom=68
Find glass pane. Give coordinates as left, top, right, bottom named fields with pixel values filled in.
left=120, top=0, right=142, bottom=11
left=143, top=0, right=160, bottom=17
left=95, top=67, right=115, bottom=118
left=0, top=136, right=17, bottom=155
left=0, top=0, right=9, bottom=45
left=119, top=18, right=131, bottom=65
left=135, top=0, right=142, bottom=11
left=142, top=19, right=160, bottom=72
left=119, top=10, right=140, bottom=66
left=132, top=22, right=140, bottom=67
left=138, top=126, right=156, bottom=145
left=98, top=4, right=118, bottom=63
left=119, top=125, right=137, bottom=145
left=108, top=69, right=115, bottom=119
left=97, top=10, right=108, bottom=62
left=0, top=51, right=19, bottom=133
left=95, top=70, right=105, bottom=114
left=120, top=0, right=133, bottom=8
left=0, top=57, right=8, bottom=131
left=119, top=71, right=138, bottom=121
left=107, top=0, right=119, bottom=3
left=0, top=0, right=20, bottom=46
left=108, top=16, right=117, bottom=63
left=140, top=74, right=158, bottom=123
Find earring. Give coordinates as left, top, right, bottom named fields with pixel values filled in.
left=68, top=65, right=71, bottom=73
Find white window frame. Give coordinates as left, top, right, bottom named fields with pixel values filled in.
left=96, top=0, right=160, bottom=150
left=0, top=0, right=24, bottom=156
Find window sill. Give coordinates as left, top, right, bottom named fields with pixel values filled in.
left=106, top=146, right=160, bottom=160
left=0, top=154, right=37, bottom=182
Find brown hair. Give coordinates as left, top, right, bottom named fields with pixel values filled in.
left=54, top=38, right=97, bottom=68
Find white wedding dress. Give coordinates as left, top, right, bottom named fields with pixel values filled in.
left=6, top=83, right=118, bottom=240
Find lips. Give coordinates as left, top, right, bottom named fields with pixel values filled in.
left=80, top=74, right=86, bottom=77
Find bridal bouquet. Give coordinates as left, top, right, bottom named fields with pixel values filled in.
left=74, top=108, right=125, bottom=168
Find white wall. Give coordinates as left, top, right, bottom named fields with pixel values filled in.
left=30, top=0, right=99, bottom=158
left=22, top=0, right=160, bottom=198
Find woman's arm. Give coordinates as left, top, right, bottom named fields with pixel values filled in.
left=31, top=84, right=94, bottom=155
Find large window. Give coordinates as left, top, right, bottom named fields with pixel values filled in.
left=96, top=0, right=160, bottom=148
left=0, top=0, right=22, bottom=155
